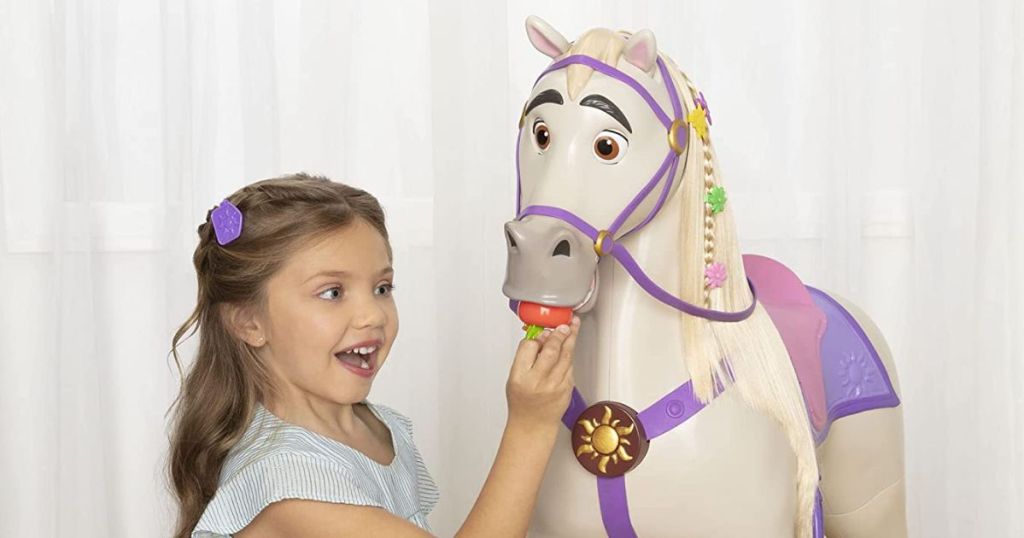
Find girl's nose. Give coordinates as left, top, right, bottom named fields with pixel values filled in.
left=353, top=295, right=387, bottom=329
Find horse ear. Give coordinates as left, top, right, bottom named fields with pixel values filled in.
left=525, top=15, right=570, bottom=59
left=623, top=29, right=658, bottom=73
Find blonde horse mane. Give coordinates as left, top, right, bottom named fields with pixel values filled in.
left=566, top=31, right=819, bottom=538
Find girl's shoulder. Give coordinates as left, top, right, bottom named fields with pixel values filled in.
left=221, top=402, right=410, bottom=477
left=192, top=402, right=437, bottom=537
left=217, top=404, right=338, bottom=479
left=364, top=401, right=417, bottom=440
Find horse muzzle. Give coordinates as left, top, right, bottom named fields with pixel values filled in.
left=502, top=217, right=599, bottom=312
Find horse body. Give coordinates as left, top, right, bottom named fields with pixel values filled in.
left=527, top=186, right=799, bottom=537
left=504, top=17, right=907, bottom=537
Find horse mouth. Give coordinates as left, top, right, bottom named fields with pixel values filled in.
left=507, top=270, right=599, bottom=316
left=572, top=272, right=599, bottom=313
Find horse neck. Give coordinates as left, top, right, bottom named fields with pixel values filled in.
left=576, top=183, right=692, bottom=405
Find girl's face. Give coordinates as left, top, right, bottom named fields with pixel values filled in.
left=256, top=219, right=398, bottom=406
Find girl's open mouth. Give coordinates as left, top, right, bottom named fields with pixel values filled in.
left=335, top=343, right=379, bottom=378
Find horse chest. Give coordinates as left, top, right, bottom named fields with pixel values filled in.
left=529, top=391, right=798, bottom=537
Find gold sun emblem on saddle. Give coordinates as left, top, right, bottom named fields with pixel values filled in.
left=571, top=402, right=650, bottom=477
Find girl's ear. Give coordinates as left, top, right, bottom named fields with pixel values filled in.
left=222, top=303, right=266, bottom=347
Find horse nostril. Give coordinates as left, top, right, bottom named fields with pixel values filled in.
left=506, top=230, right=518, bottom=249
left=552, top=239, right=571, bottom=257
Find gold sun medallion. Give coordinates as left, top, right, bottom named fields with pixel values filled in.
left=571, top=401, right=649, bottom=477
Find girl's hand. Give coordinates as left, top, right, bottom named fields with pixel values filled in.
left=506, top=316, right=580, bottom=428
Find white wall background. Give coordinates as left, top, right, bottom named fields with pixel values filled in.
left=0, top=1, right=1021, bottom=536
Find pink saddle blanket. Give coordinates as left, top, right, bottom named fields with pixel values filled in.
left=742, top=254, right=828, bottom=433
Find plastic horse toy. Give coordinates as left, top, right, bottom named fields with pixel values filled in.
left=502, top=17, right=907, bottom=538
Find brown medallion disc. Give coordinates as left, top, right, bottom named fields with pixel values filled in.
left=570, top=401, right=650, bottom=477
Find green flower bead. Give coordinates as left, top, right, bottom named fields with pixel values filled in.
left=706, top=186, right=727, bottom=214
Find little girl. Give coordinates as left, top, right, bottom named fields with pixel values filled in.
left=168, top=173, right=580, bottom=537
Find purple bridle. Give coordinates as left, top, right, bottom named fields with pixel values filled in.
left=511, top=55, right=826, bottom=538
left=515, top=54, right=757, bottom=322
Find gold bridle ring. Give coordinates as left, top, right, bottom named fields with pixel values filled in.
left=668, top=118, right=688, bottom=155
left=594, top=230, right=612, bottom=257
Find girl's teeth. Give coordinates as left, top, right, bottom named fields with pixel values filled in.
left=360, top=359, right=370, bottom=369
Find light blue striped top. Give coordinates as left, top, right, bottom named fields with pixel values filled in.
left=192, top=402, right=439, bottom=537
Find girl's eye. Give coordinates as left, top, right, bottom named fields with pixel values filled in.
left=533, top=121, right=551, bottom=151
left=318, top=287, right=342, bottom=300
left=593, top=130, right=628, bottom=164
left=375, top=283, right=396, bottom=296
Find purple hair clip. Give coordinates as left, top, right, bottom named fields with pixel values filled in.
left=210, top=199, right=243, bottom=245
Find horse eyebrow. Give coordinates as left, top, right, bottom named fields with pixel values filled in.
left=525, top=89, right=564, bottom=115
left=580, top=94, right=632, bottom=133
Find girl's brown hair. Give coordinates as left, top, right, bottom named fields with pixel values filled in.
left=167, top=173, right=391, bottom=538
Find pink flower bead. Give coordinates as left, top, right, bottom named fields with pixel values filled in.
left=705, top=262, right=727, bottom=289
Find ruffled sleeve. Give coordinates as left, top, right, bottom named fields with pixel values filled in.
left=373, top=404, right=441, bottom=517
left=192, top=452, right=383, bottom=537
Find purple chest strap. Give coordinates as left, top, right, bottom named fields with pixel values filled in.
left=561, top=385, right=824, bottom=537
left=561, top=382, right=708, bottom=537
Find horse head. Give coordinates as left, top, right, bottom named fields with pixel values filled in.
left=503, top=16, right=733, bottom=323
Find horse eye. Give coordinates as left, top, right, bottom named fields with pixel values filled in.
left=595, top=137, right=618, bottom=159
left=533, top=121, right=551, bottom=151
left=593, top=131, right=628, bottom=164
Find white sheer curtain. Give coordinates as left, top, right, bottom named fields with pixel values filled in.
left=0, top=1, right=1020, bottom=536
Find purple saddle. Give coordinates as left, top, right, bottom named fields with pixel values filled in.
left=743, top=254, right=900, bottom=444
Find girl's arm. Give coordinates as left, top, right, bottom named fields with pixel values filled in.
left=454, top=321, right=577, bottom=537
left=236, top=319, right=579, bottom=538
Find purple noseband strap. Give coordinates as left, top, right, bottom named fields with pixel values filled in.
left=521, top=205, right=758, bottom=322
